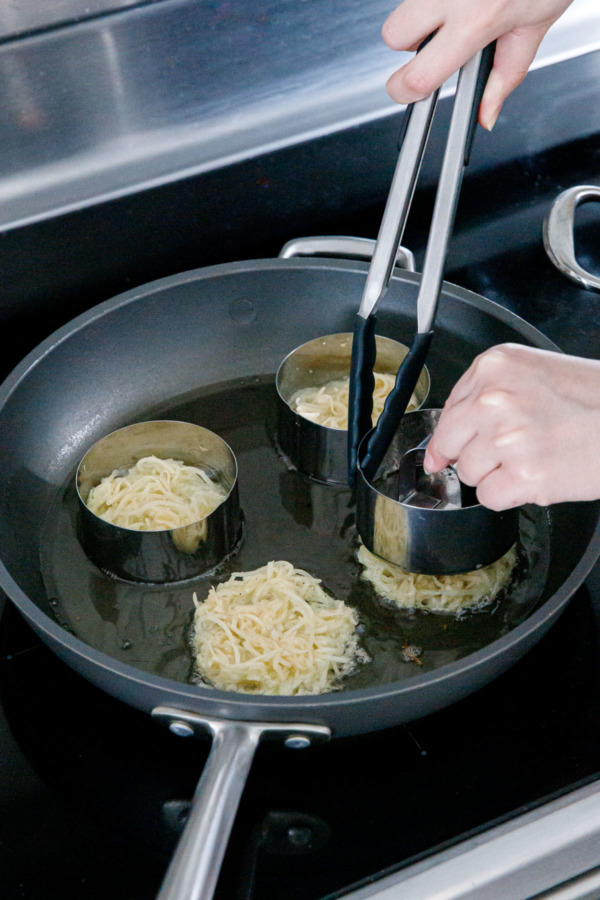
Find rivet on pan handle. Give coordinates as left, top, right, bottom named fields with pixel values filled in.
left=152, top=707, right=330, bottom=900
left=543, top=185, right=600, bottom=293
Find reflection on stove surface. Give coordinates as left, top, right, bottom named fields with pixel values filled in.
left=2, top=577, right=600, bottom=899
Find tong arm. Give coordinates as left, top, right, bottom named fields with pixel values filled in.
left=417, top=45, right=494, bottom=334
left=358, top=90, right=439, bottom=321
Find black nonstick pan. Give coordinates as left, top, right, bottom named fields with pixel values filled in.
left=1, top=248, right=599, bottom=899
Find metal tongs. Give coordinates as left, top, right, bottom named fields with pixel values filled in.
left=347, top=43, right=495, bottom=488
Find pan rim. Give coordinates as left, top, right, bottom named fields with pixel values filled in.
left=0, top=256, right=561, bottom=409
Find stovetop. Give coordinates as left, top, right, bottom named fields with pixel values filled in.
left=1, top=97, right=600, bottom=898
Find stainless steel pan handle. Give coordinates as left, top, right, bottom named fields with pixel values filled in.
left=279, top=235, right=416, bottom=272
left=543, top=185, right=600, bottom=293
left=152, top=707, right=330, bottom=900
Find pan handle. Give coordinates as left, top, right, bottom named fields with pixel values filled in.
left=543, top=185, right=600, bottom=293
left=152, top=707, right=330, bottom=900
left=278, top=235, right=416, bottom=272
left=157, top=719, right=260, bottom=900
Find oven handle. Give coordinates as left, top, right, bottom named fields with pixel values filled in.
left=279, top=235, right=416, bottom=272
left=543, top=184, right=600, bottom=293
left=152, top=707, right=330, bottom=900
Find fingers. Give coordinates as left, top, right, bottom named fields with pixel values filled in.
left=382, top=1, right=441, bottom=53
left=422, top=348, right=523, bottom=495
left=443, top=346, right=514, bottom=414
left=383, top=2, right=554, bottom=120
left=423, top=435, right=453, bottom=473
left=418, top=341, right=600, bottom=511
left=475, top=465, right=525, bottom=511
left=452, top=428, right=505, bottom=487
left=424, top=349, right=511, bottom=473
left=385, top=24, right=486, bottom=104
left=479, top=27, right=547, bottom=129
left=421, top=356, right=493, bottom=472
left=423, top=398, right=479, bottom=472
left=425, top=420, right=532, bottom=512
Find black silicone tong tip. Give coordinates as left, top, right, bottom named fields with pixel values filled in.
left=360, top=330, right=433, bottom=482
left=347, top=312, right=377, bottom=487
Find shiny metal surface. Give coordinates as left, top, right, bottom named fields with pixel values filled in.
left=358, top=91, right=438, bottom=319
left=278, top=235, right=419, bottom=485
left=279, top=236, right=415, bottom=273
left=152, top=706, right=330, bottom=900
left=340, top=780, right=600, bottom=900
left=416, top=50, right=485, bottom=335
left=276, top=333, right=430, bottom=485
left=356, top=409, right=518, bottom=575
left=538, top=869, right=600, bottom=899
left=0, top=0, right=599, bottom=232
left=0, top=0, right=156, bottom=40
left=393, top=435, right=461, bottom=510
left=543, top=184, right=600, bottom=292
left=76, top=420, right=242, bottom=583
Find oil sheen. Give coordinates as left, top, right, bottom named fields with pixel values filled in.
left=39, top=376, right=551, bottom=692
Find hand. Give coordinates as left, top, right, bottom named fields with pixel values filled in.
left=423, top=343, right=600, bottom=510
left=382, top=0, right=574, bottom=129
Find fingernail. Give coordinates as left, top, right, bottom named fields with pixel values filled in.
left=483, top=104, right=501, bottom=131
left=423, top=449, right=435, bottom=473
left=480, top=68, right=503, bottom=131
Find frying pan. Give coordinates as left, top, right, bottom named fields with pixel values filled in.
left=1, top=247, right=599, bottom=899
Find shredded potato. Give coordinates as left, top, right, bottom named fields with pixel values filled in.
left=357, top=543, right=517, bottom=615
left=86, top=455, right=227, bottom=532
left=290, top=372, right=418, bottom=430
left=192, top=560, right=366, bottom=694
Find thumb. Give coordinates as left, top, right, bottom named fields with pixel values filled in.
left=423, top=435, right=453, bottom=474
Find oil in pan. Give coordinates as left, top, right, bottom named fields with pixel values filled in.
left=39, top=374, right=552, bottom=692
